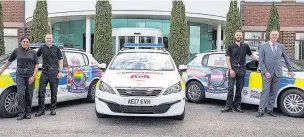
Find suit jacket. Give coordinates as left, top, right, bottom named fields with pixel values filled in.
left=258, top=42, right=293, bottom=77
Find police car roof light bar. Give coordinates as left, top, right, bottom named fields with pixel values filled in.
left=122, top=43, right=166, bottom=51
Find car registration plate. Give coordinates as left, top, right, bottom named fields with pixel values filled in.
left=124, top=98, right=153, bottom=106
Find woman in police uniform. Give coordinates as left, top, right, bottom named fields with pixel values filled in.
left=0, top=36, right=38, bottom=120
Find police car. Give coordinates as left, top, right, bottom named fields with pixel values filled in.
left=95, top=43, right=186, bottom=120
left=0, top=43, right=102, bottom=118
left=182, top=50, right=304, bottom=118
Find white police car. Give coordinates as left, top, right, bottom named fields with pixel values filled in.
left=0, top=43, right=102, bottom=118
left=95, top=43, right=186, bottom=120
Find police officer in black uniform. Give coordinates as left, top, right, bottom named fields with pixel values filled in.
left=35, top=33, right=63, bottom=117
left=221, top=30, right=259, bottom=113
left=0, top=36, right=38, bottom=120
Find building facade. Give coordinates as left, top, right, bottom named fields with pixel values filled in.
left=25, top=0, right=230, bottom=56
left=241, top=0, right=304, bottom=60
left=1, top=0, right=25, bottom=54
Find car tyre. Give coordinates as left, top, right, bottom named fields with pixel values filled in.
left=87, top=80, right=98, bottom=103
left=0, top=88, right=19, bottom=118
left=95, top=109, right=110, bottom=118
left=186, top=81, right=205, bottom=103
left=174, top=107, right=185, bottom=120
left=279, top=89, right=304, bottom=118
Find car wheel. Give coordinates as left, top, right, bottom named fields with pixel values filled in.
left=279, top=89, right=304, bottom=118
left=174, top=107, right=185, bottom=120
left=0, top=88, right=19, bottom=118
left=95, top=109, right=110, bottom=118
left=87, top=80, right=98, bottom=103
left=186, top=81, right=205, bottom=103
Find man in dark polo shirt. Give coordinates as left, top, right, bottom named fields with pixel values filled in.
left=35, top=33, right=64, bottom=117
left=221, top=30, right=259, bottom=113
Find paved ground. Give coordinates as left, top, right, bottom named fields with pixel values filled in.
left=0, top=99, right=303, bottom=137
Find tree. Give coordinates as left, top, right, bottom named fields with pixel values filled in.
left=168, top=0, right=189, bottom=67
left=224, top=0, right=242, bottom=47
left=265, top=2, right=280, bottom=42
left=93, top=0, right=113, bottom=64
left=0, top=2, right=5, bottom=55
left=30, top=0, right=50, bottom=43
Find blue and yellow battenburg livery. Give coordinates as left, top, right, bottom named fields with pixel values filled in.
left=182, top=65, right=304, bottom=105
left=0, top=43, right=102, bottom=118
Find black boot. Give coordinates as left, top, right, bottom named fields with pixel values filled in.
left=25, top=113, right=31, bottom=119
left=221, top=107, right=233, bottom=113
left=50, top=109, right=56, bottom=115
left=234, top=107, right=244, bottom=113
left=17, top=114, right=24, bottom=120
left=35, top=110, right=45, bottom=117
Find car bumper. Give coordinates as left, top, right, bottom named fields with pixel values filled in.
left=95, top=89, right=185, bottom=117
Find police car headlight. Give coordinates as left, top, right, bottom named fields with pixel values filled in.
left=163, top=82, right=182, bottom=95
left=99, top=81, right=116, bottom=94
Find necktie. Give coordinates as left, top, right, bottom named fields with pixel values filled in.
left=272, top=43, right=277, bottom=56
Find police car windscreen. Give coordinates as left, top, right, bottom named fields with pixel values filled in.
left=109, top=52, right=175, bottom=71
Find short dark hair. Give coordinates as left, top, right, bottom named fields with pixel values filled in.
left=20, top=36, right=30, bottom=42
left=235, top=29, right=243, bottom=34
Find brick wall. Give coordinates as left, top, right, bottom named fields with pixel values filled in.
left=242, top=3, right=304, bottom=27
left=1, top=0, right=25, bottom=43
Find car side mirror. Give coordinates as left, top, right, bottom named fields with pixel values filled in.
left=178, top=65, right=188, bottom=72
left=98, top=63, right=107, bottom=71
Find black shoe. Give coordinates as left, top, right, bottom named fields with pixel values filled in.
left=25, top=113, right=31, bottom=119
left=50, top=110, right=56, bottom=115
left=35, top=110, right=45, bottom=117
left=221, top=108, right=233, bottom=113
left=17, top=115, right=24, bottom=120
left=256, top=113, right=264, bottom=118
left=234, top=107, right=244, bottom=113
left=267, top=112, right=277, bottom=117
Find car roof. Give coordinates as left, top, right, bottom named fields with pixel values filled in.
left=118, top=49, right=169, bottom=54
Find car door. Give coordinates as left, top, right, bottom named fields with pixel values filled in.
left=64, top=51, right=90, bottom=100
left=201, top=53, right=229, bottom=100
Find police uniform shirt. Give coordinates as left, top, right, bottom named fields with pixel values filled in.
left=8, top=47, right=39, bottom=70
left=37, top=44, right=63, bottom=69
left=225, top=43, right=252, bottom=67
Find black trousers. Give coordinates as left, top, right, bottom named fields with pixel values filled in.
left=38, top=69, right=59, bottom=111
left=225, top=67, right=246, bottom=109
left=16, top=69, right=34, bottom=116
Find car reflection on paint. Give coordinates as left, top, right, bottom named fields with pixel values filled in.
left=182, top=50, right=304, bottom=118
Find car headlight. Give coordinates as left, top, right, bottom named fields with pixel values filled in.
left=99, top=81, right=116, bottom=94
left=163, top=82, right=182, bottom=95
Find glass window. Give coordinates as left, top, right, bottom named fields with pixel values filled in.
left=109, top=52, right=175, bottom=71
left=112, top=19, right=127, bottom=28
left=158, top=37, right=162, bottom=44
left=296, top=0, right=304, bottom=2
left=127, top=19, right=146, bottom=28
left=162, top=20, right=170, bottom=37
left=190, top=25, right=201, bottom=54
left=65, top=52, right=87, bottom=67
left=146, top=19, right=162, bottom=30
left=139, top=36, right=155, bottom=43
left=296, top=33, right=304, bottom=40
left=206, top=54, right=227, bottom=68
left=244, top=32, right=263, bottom=39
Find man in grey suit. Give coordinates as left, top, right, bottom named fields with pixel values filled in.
left=257, top=29, right=295, bottom=118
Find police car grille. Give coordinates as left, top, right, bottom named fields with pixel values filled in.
left=117, top=89, right=162, bottom=96
left=106, top=103, right=170, bottom=114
